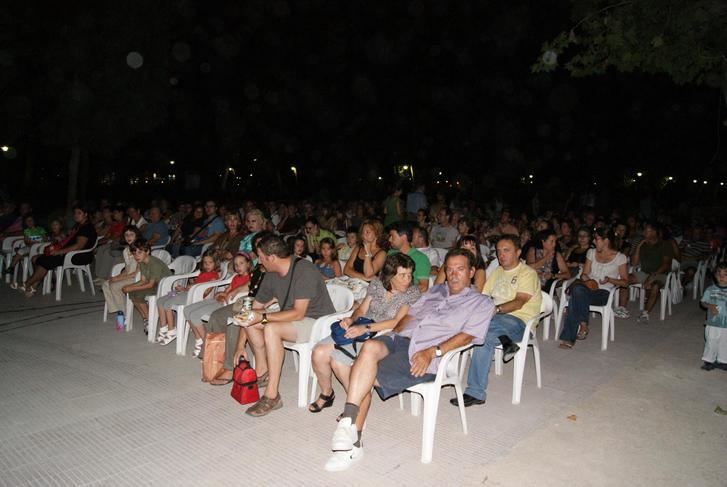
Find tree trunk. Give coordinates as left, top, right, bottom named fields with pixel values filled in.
left=67, top=144, right=81, bottom=210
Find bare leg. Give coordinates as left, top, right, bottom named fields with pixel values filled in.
left=246, top=325, right=268, bottom=378
left=312, top=343, right=336, bottom=398
left=157, top=304, right=167, bottom=327
left=261, top=322, right=298, bottom=399
left=191, top=322, right=205, bottom=340
left=24, top=266, right=48, bottom=289
left=345, top=340, right=389, bottom=427
left=645, top=282, right=661, bottom=313
left=134, top=302, right=149, bottom=320
left=165, top=309, right=176, bottom=330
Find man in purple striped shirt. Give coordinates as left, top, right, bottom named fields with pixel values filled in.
left=324, top=248, right=495, bottom=472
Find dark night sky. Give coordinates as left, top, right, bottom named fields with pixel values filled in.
left=1, top=1, right=725, bottom=204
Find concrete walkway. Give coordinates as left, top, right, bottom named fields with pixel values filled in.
left=0, top=282, right=725, bottom=486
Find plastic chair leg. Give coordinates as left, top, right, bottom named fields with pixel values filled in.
left=532, top=343, right=542, bottom=388
left=542, top=315, right=551, bottom=341
left=420, top=389, right=440, bottom=464
left=411, top=393, right=423, bottom=416
left=601, top=312, right=608, bottom=351
left=125, top=297, right=134, bottom=331
left=55, top=267, right=63, bottom=301
left=146, top=297, right=158, bottom=343
left=175, top=309, right=188, bottom=355
left=511, top=350, right=526, bottom=405
left=76, top=268, right=85, bottom=292
left=103, top=302, right=108, bottom=322
left=494, top=348, right=503, bottom=376
left=86, top=267, right=95, bottom=296
left=296, top=348, right=312, bottom=408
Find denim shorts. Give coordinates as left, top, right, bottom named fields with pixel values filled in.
left=374, top=335, right=436, bottom=400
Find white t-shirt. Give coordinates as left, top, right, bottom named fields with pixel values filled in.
left=417, top=246, right=441, bottom=268
left=587, top=248, right=627, bottom=289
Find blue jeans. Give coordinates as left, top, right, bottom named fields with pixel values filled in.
left=464, top=313, right=526, bottom=401
left=559, top=283, right=609, bottom=342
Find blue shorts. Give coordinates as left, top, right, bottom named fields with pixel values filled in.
left=374, top=335, right=436, bottom=400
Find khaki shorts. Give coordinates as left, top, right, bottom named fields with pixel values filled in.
left=632, top=271, right=667, bottom=287
left=292, top=317, right=317, bottom=343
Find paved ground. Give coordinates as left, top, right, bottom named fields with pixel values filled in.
left=1, top=280, right=725, bottom=486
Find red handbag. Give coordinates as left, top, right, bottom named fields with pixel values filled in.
left=230, top=358, right=259, bottom=405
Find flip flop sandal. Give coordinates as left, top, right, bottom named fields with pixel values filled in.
left=308, top=391, right=335, bottom=413
left=559, top=341, right=575, bottom=349
left=576, top=324, right=589, bottom=340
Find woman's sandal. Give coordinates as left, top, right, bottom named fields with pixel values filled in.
left=559, top=341, right=575, bottom=349
left=23, top=286, right=37, bottom=298
left=308, top=391, right=335, bottom=413
left=576, top=323, right=589, bottom=341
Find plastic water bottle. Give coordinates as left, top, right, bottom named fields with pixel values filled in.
left=116, top=312, right=125, bottom=331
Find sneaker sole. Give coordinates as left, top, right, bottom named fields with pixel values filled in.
left=324, top=449, right=363, bottom=472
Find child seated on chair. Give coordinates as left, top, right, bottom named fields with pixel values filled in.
left=700, top=262, right=727, bottom=371
left=183, top=252, right=252, bottom=357
left=155, top=251, right=220, bottom=345
left=122, top=240, right=171, bottom=334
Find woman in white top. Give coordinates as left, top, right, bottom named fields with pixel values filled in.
left=559, top=227, right=628, bottom=349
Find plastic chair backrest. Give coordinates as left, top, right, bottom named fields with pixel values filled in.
left=433, top=247, right=449, bottom=263
left=485, top=260, right=500, bottom=279
left=326, top=284, right=354, bottom=313
left=151, top=249, right=172, bottom=265
left=169, top=255, right=196, bottom=274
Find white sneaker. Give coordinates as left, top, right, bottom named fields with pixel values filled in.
left=614, top=306, right=629, bottom=319
left=330, top=417, right=357, bottom=451
left=159, top=329, right=177, bottom=345
left=324, top=445, right=363, bottom=472
left=637, top=311, right=649, bottom=323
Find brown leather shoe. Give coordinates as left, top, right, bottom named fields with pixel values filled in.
left=245, top=394, right=282, bottom=417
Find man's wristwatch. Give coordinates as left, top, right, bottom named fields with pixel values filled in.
left=260, top=313, right=269, bottom=325
left=496, top=305, right=502, bottom=314
left=434, top=345, right=443, bottom=357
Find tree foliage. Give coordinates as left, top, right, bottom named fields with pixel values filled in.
left=533, top=1, right=727, bottom=101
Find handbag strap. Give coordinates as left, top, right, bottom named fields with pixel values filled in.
left=279, top=257, right=300, bottom=310
left=188, top=215, right=219, bottom=241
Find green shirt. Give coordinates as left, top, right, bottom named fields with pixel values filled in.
left=24, top=226, right=46, bottom=242
left=387, top=247, right=432, bottom=284
left=139, top=256, right=172, bottom=290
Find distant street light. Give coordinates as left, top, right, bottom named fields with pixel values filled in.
left=169, top=160, right=175, bottom=165
left=1, top=146, right=8, bottom=152
left=290, top=166, right=298, bottom=184
left=636, top=172, right=643, bottom=177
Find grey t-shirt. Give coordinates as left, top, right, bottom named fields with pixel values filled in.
left=255, top=258, right=335, bottom=319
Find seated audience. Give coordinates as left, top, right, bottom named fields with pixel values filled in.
left=387, top=221, right=431, bottom=293
left=121, top=240, right=172, bottom=333
left=455, top=235, right=541, bottom=408
left=16, top=206, right=97, bottom=297
left=526, top=229, right=570, bottom=291
left=434, top=234, right=486, bottom=292
left=324, top=248, right=493, bottom=471
left=141, top=207, right=170, bottom=247
left=310, top=253, right=421, bottom=414
left=563, top=226, right=593, bottom=277
left=100, top=226, right=143, bottom=330
left=412, top=226, right=440, bottom=273
left=558, top=228, right=628, bottom=348
left=154, top=251, right=221, bottom=345
left=315, top=237, right=342, bottom=279
left=343, top=220, right=386, bottom=281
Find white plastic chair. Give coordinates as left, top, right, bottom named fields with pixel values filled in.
left=493, top=291, right=553, bottom=404
left=541, top=278, right=568, bottom=341
left=151, top=236, right=171, bottom=251
left=175, top=276, right=234, bottom=355
left=9, top=238, right=26, bottom=285
left=404, top=344, right=474, bottom=463
left=124, top=255, right=197, bottom=332
left=47, top=238, right=101, bottom=301
left=2, top=236, right=24, bottom=282
left=552, top=284, right=617, bottom=351
left=284, top=284, right=355, bottom=408
left=146, top=269, right=200, bottom=343
left=194, top=242, right=214, bottom=263
left=630, top=271, right=675, bottom=321
left=692, top=260, right=707, bottom=300
left=22, top=242, right=49, bottom=283
left=102, top=262, right=127, bottom=322
left=151, top=249, right=172, bottom=265
left=433, top=247, right=449, bottom=265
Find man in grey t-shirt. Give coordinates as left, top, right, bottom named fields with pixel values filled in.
left=241, top=235, right=335, bottom=417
